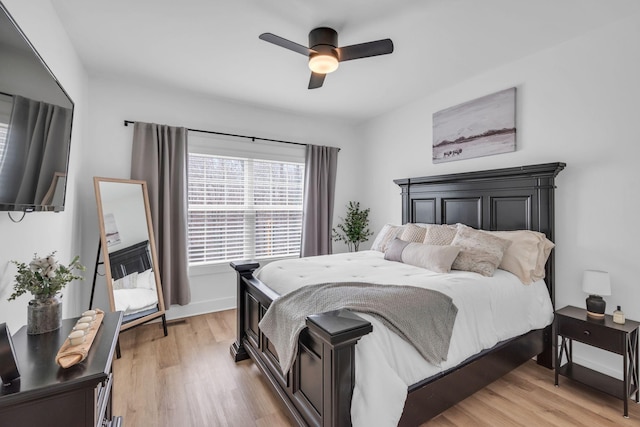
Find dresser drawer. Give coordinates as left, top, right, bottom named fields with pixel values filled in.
left=558, top=316, right=623, bottom=354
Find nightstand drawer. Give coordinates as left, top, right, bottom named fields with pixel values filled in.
left=557, top=316, right=623, bottom=354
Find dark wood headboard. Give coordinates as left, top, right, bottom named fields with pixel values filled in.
left=108, top=240, right=152, bottom=280
left=394, top=162, right=565, bottom=304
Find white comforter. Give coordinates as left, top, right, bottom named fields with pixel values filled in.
left=113, top=288, right=158, bottom=316
left=256, top=250, right=554, bottom=427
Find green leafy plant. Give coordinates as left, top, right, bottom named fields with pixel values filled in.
left=332, top=201, right=374, bottom=252
left=8, top=252, right=85, bottom=301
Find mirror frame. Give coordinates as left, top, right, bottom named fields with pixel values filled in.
left=94, top=177, right=166, bottom=331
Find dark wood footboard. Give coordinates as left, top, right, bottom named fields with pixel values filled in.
left=230, top=261, right=372, bottom=427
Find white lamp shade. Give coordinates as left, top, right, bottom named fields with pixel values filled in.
left=582, top=270, right=611, bottom=296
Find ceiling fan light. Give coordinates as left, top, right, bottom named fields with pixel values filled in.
left=308, top=54, right=339, bottom=74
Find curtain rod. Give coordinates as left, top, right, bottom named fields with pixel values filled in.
left=123, top=120, right=340, bottom=151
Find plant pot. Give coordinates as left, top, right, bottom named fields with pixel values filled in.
left=27, top=296, right=62, bottom=335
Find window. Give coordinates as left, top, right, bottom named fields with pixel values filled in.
left=0, top=123, right=7, bottom=170
left=0, top=95, right=11, bottom=171
left=187, top=136, right=305, bottom=265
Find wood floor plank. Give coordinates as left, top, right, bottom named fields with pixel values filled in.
left=113, top=310, right=640, bottom=426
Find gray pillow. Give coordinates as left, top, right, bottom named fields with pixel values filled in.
left=402, top=243, right=461, bottom=273
left=384, top=238, right=410, bottom=261
left=384, top=238, right=461, bottom=273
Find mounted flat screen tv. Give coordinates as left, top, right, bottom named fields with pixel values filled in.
left=0, top=3, right=74, bottom=212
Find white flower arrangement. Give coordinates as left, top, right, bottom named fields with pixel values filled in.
left=8, top=252, right=85, bottom=301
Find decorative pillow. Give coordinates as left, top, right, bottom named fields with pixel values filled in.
left=488, top=230, right=555, bottom=284
left=423, top=224, right=458, bottom=245
left=451, top=225, right=512, bottom=276
left=384, top=238, right=460, bottom=273
left=112, top=272, right=138, bottom=290
left=371, top=224, right=404, bottom=252
left=384, top=238, right=410, bottom=262
left=400, top=223, right=427, bottom=243
left=401, top=243, right=461, bottom=273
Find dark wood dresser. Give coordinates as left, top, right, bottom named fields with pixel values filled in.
left=0, top=311, right=123, bottom=427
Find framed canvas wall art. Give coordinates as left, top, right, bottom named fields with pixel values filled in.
left=433, top=87, right=516, bottom=163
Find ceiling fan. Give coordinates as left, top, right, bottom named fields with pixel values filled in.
left=259, top=27, right=394, bottom=89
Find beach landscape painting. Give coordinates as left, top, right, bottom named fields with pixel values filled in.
left=433, top=87, right=516, bottom=163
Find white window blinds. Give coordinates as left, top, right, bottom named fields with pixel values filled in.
left=0, top=123, right=8, bottom=171
left=0, top=95, right=10, bottom=170
left=187, top=137, right=305, bottom=265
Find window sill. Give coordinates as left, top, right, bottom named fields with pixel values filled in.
left=188, top=255, right=300, bottom=277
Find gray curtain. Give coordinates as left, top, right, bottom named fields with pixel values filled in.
left=0, top=95, right=71, bottom=204
left=131, top=122, right=191, bottom=306
left=300, top=144, right=339, bottom=257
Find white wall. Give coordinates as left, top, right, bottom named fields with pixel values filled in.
left=0, top=0, right=89, bottom=332
left=100, top=187, right=149, bottom=254
left=81, top=77, right=362, bottom=320
left=359, top=13, right=640, bottom=378
left=0, top=43, right=72, bottom=108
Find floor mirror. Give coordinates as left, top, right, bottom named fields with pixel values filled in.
left=93, top=177, right=168, bottom=338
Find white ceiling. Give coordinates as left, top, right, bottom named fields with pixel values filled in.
left=51, top=0, right=640, bottom=122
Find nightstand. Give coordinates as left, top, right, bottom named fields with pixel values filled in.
left=555, top=305, right=640, bottom=417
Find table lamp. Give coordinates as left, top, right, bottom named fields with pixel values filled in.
left=582, top=270, right=611, bottom=319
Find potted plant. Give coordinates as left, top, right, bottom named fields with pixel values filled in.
left=9, top=252, right=84, bottom=335
left=332, top=201, right=374, bottom=252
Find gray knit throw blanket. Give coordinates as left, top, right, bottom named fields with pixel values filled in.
left=259, top=282, right=458, bottom=374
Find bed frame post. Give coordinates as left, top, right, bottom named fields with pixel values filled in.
left=230, top=262, right=373, bottom=426
left=230, top=260, right=258, bottom=362
left=307, top=310, right=373, bottom=427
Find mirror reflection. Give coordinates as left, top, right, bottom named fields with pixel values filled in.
left=0, top=4, right=75, bottom=212
left=94, top=177, right=167, bottom=332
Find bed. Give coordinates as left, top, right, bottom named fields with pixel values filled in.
left=230, top=162, right=565, bottom=426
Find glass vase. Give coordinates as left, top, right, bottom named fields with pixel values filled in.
left=27, top=296, right=62, bottom=335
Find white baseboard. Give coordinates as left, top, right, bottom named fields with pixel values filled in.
left=165, top=297, right=236, bottom=321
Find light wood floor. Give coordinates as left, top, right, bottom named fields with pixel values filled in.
left=113, top=310, right=640, bottom=426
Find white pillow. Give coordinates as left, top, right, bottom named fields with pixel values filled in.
left=371, top=224, right=404, bottom=252
left=113, top=272, right=138, bottom=290
left=423, top=224, right=458, bottom=245
left=489, top=230, right=555, bottom=284
left=400, top=223, right=427, bottom=243
left=136, top=269, right=157, bottom=291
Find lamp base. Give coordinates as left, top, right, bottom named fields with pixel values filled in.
left=586, top=295, right=606, bottom=319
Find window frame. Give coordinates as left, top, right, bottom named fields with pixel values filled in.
left=187, top=133, right=306, bottom=275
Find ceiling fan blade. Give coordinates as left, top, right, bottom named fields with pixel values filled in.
left=259, top=33, right=314, bottom=56
left=337, top=39, right=394, bottom=62
left=308, top=72, right=326, bottom=89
